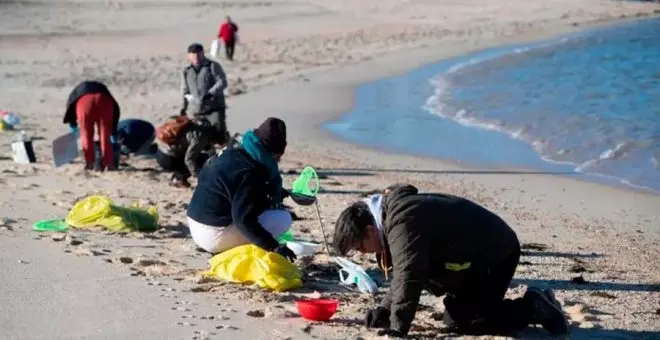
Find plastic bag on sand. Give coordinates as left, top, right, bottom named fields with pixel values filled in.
left=210, top=39, right=220, bottom=59
left=1, top=110, right=21, bottom=126
left=203, top=244, right=302, bottom=292
left=65, top=195, right=159, bottom=233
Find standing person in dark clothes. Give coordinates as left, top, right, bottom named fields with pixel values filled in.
left=155, top=117, right=215, bottom=188
left=180, top=43, right=229, bottom=145
left=217, top=16, right=238, bottom=61
left=116, top=118, right=156, bottom=156
left=334, top=184, right=570, bottom=338
left=63, top=80, right=120, bottom=171
left=186, top=117, right=296, bottom=261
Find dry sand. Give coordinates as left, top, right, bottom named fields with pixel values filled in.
left=1, top=0, right=660, bottom=339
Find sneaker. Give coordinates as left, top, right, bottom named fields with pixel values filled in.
left=525, top=287, right=570, bottom=335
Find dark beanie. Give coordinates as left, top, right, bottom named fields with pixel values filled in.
left=187, top=43, right=204, bottom=53
left=254, top=117, right=287, bottom=154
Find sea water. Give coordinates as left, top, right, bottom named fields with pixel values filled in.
left=325, top=18, right=660, bottom=193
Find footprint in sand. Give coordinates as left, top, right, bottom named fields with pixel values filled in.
left=51, top=233, right=67, bottom=242
left=72, top=247, right=104, bottom=256
left=118, top=256, right=133, bottom=264
left=0, top=218, right=16, bottom=233
left=192, top=330, right=215, bottom=340
left=246, top=309, right=265, bottom=318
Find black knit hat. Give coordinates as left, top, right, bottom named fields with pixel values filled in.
left=187, top=43, right=204, bottom=54
left=254, top=117, right=287, bottom=154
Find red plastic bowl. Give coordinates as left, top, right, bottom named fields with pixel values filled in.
left=295, top=298, right=339, bottom=321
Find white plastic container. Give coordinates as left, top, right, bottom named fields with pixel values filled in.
left=12, top=131, right=36, bottom=164
left=286, top=241, right=321, bottom=257
left=210, top=39, right=220, bottom=59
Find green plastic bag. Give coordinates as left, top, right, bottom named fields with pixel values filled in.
left=33, top=219, right=68, bottom=232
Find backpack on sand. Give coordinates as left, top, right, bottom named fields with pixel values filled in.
left=156, top=116, right=192, bottom=145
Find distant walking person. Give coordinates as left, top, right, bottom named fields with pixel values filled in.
left=63, top=80, right=120, bottom=171
left=218, top=16, right=239, bottom=61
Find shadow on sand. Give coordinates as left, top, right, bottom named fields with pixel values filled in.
left=315, top=167, right=576, bottom=176
left=515, top=278, right=660, bottom=293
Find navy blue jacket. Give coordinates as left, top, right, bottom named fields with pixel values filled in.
left=117, top=119, right=155, bottom=153
left=187, top=147, right=280, bottom=251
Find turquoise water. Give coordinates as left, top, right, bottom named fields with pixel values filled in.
left=325, top=18, right=660, bottom=193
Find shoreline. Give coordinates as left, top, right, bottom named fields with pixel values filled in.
left=323, top=17, right=660, bottom=196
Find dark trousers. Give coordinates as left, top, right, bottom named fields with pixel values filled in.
left=194, top=107, right=229, bottom=145
left=442, top=244, right=532, bottom=335
left=156, top=150, right=209, bottom=181
left=224, top=39, right=235, bottom=60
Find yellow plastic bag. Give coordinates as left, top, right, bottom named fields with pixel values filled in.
left=65, top=195, right=159, bottom=233
left=203, top=244, right=302, bottom=292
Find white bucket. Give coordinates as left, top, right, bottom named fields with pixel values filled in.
left=286, top=241, right=321, bottom=257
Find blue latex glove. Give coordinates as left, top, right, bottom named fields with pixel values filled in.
left=69, top=126, right=80, bottom=138
left=109, top=135, right=118, bottom=144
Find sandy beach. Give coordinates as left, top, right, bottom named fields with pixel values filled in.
left=1, top=0, right=660, bottom=339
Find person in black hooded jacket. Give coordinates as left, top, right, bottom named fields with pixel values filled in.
left=186, top=117, right=296, bottom=261
left=334, top=184, right=570, bottom=338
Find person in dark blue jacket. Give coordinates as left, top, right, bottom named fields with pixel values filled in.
left=186, top=117, right=296, bottom=261
left=116, top=119, right=156, bottom=155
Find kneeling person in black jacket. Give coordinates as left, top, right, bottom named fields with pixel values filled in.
left=186, top=117, right=296, bottom=261
left=334, top=184, right=570, bottom=338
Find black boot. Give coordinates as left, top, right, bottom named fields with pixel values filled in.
left=524, top=287, right=570, bottom=335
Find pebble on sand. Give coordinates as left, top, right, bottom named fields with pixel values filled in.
left=69, top=239, right=84, bottom=246
left=118, top=257, right=134, bottom=264
left=51, top=233, right=67, bottom=242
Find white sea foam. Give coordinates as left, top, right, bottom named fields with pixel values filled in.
left=420, top=36, right=659, bottom=193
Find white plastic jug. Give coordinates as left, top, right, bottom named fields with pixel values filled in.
left=210, top=39, right=220, bottom=59
left=334, top=257, right=378, bottom=295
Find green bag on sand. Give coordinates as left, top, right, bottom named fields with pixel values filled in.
left=66, top=195, right=159, bottom=233
left=33, top=219, right=69, bottom=232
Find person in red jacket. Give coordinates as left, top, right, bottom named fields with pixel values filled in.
left=217, top=16, right=239, bottom=61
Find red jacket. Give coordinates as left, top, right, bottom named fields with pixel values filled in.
left=218, top=22, right=238, bottom=42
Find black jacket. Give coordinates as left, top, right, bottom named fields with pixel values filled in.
left=63, top=81, right=121, bottom=134
left=376, top=185, right=519, bottom=335
left=186, top=147, right=280, bottom=251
